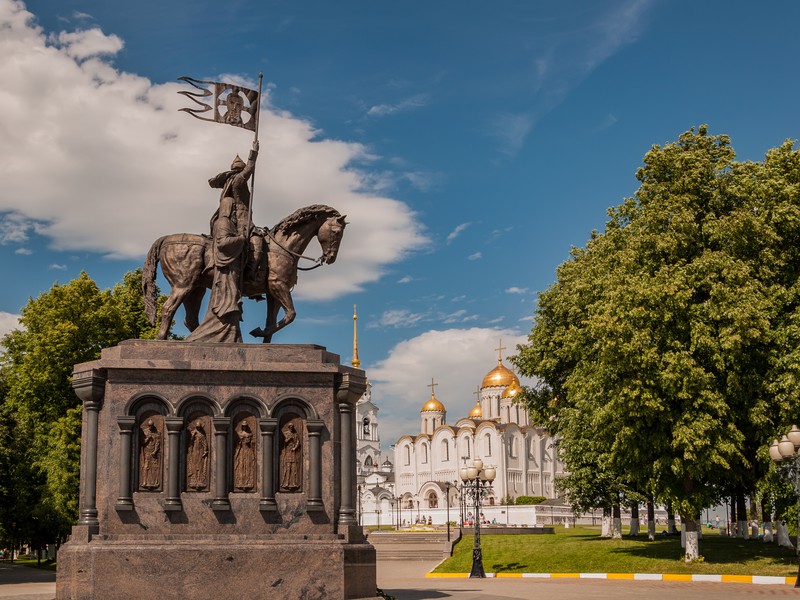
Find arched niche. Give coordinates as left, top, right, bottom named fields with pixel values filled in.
left=178, top=396, right=217, bottom=493
left=226, top=398, right=262, bottom=494
left=128, top=396, right=170, bottom=494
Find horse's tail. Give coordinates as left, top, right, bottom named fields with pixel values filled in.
left=142, top=236, right=166, bottom=326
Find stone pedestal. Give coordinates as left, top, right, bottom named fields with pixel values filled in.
left=56, top=340, right=376, bottom=600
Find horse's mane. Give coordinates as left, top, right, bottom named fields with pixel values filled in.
left=272, top=204, right=341, bottom=235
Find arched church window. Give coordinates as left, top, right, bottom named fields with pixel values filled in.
left=422, top=443, right=428, bottom=464
left=404, top=445, right=411, bottom=466
left=365, top=455, right=374, bottom=467
left=465, top=437, right=471, bottom=458
left=441, top=439, right=449, bottom=461
left=485, top=434, right=492, bottom=457
left=363, top=417, right=370, bottom=437
left=427, top=491, right=438, bottom=509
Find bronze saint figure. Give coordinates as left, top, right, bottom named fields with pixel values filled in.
left=207, top=141, right=264, bottom=282
left=280, top=421, right=302, bottom=492
left=187, top=420, right=209, bottom=491
left=233, top=419, right=256, bottom=491
left=139, top=418, right=162, bottom=491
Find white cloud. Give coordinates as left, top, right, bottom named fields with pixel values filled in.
left=468, top=252, right=482, bottom=261
left=0, top=0, right=428, bottom=301
left=367, top=94, right=429, bottom=117
left=519, top=315, right=534, bottom=322
left=397, top=276, right=413, bottom=284
left=446, top=222, right=470, bottom=243
left=52, top=27, right=123, bottom=60
left=0, top=311, right=22, bottom=338
left=0, top=213, right=33, bottom=244
left=443, top=309, right=466, bottom=323
left=368, top=327, right=530, bottom=444
left=375, top=309, right=425, bottom=328
left=402, top=171, right=442, bottom=193
left=14, top=247, right=32, bottom=255
left=487, top=0, right=652, bottom=156
left=505, top=286, right=528, bottom=295
left=48, top=263, right=67, bottom=270
left=489, top=112, right=535, bottom=157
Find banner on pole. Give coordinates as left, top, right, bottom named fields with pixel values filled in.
left=177, top=76, right=260, bottom=132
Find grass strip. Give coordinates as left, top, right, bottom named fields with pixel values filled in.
left=435, top=526, right=798, bottom=577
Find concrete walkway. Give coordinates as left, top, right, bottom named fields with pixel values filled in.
left=3, top=559, right=800, bottom=599
left=0, top=562, right=55, bottom=600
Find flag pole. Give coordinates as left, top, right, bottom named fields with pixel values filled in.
left=240, top=72, right=263, bottom=296
left=247, top=72, right=263, bottom=234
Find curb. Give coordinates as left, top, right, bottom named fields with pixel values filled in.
left=425, top=572, right=796, bottom=585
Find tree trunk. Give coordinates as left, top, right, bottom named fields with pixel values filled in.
left=736, top=492, right=747, bottom=539
left=750, top=492, right=759, bottom=538
left=729, top=496, right=736, bottom=537
left=647, top=500, right=656, bottom=541
left=601, top=506, right=612, bottom=538
left=612, top=503, right=622, bottom=539
left=762, top=497, right=773, bottom=543
left=667, top=502, right=676, bottom=535
left=682, top=514, right=701, bottom=562
left=764, top=520, right=774, bottom=543
left=629, top=503, right=640, bottom=536
left=777, top=520, right=794, bottom=548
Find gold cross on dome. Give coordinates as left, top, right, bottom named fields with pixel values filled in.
left=495, top=338, right=506, bottom=362
left=428, top=378, right=438, bottom=397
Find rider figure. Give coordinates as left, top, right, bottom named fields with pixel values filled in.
left=208, top=140, right=264, bottom=283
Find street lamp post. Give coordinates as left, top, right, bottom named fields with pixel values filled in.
left=357, top=484, right=363, bottom=526
left=445, top=482, right=451, bottom=542
left=769, top=425, right=800, bottom=589
left=459, top=458, right=496, bottom=578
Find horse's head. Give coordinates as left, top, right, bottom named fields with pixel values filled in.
left=317, top=214, right=347, bottom=264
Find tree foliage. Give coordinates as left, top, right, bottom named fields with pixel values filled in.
left=0, top=270, right=160, bottom=547
left=512, top=127, right=800, bottom=558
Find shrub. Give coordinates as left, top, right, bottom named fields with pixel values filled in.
left=515, top=496, right=546, bottom=505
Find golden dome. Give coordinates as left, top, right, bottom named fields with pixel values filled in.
left=469, top=402, right=482, bottom=418
left=501, top=380, right=521, bottom=399
left=481, top=361, right=520, bottom=389
left=421, top=394, right=445, bottom=412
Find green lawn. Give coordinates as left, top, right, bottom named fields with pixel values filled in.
left=435, top=526, right=799, bottom=576
left=2, top=557, right=57, bottom=571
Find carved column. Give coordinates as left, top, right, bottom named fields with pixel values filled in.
left=306, top=419, right=324, bottom=511
left=337, top=400, right=356, bottom=526
left=72, top=370, right=106, bottom=528
left=259, top=418, right=277, bottom=512
left=115, top=416, right=136, bottom=511
left=212, top=417, right=231, bottom=511
left=164, top=416, right=184, bottom=511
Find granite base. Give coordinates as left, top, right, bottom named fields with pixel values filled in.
left=56, top=534, right=377, bottom=599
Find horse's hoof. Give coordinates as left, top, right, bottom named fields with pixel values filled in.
left=249, top=327, right=265, bottom=338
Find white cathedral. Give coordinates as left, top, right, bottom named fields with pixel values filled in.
left=352, top=308, right=565, bottom=524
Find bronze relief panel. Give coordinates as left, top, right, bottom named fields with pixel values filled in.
left=185, top=414, right=211, bottom=492
left=138, top=413, right=164, bottom=492
left=232, top=413, right=257, bottom=492
left=279, top=413, right=303, bottom=493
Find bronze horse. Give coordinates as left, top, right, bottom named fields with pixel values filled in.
left=143, top=204, right=346, bottom=342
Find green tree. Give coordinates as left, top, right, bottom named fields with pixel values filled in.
left=0, top=269, right=160, bottom=547
left=513, top=127, right=800, bottom=561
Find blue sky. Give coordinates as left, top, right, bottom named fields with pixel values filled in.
left=1, top=0, right=799, bottom=445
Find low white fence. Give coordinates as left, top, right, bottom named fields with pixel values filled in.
left=358, top=504, right=669, bottom=528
